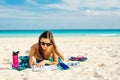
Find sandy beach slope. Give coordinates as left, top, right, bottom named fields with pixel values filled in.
left=0, top=37, right=120, bottom=80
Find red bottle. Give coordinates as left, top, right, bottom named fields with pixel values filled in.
left=12, top=51, right=19, bottom=69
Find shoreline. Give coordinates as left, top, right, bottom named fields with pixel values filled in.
left=0, top=36, right=119, bottom=41
left=0, top=34, right=120, bottom=38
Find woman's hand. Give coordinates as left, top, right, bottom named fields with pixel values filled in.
left=36, top=60, right=58, bottom=67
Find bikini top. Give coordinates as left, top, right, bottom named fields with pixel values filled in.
left=34, top=54, right=43, bottom=60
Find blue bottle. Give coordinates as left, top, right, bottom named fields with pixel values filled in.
left=60, top=62, right=69, bottom=70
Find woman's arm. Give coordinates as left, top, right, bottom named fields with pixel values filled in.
left=42, top=53, right=59, bottom=65
left=29, top=44, right=37, bottom=67
left=36, top=52, right=59, bottom=67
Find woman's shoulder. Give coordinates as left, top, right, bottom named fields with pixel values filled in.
left=31, top=43, right=39, bottom=49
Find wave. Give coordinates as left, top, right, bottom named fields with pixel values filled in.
left=98, top=34, right=120, bottom=37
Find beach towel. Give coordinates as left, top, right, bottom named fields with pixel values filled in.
left=12, top=56, right=69, bottom=71
left=18, top=56, right=30, bottom=71
left=12, top=56, right=30, bottom=71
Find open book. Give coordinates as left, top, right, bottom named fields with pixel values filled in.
left=32, top=65, right=58, bottom=71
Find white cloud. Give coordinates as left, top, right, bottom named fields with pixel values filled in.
left=81, top=0, right=120, bottom=9
left=84, top=9, right=120, bottom=16
left=0, top=7, right=32, bottom=18
left=46, top=0, right=120, bottom=11
left=0, top=0, right=120, bottom=30
left=46, top=0, right=80, bottom=10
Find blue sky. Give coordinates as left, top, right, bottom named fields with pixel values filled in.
left=0, top=0, right=120, bottom=30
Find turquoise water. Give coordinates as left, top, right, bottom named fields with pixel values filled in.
left=0, top=29, right=120, bottom=38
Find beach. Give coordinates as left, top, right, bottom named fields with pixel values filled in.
left=0, top=37, right=120, bottom=80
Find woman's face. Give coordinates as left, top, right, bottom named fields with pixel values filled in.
left=40, top=38, right=52, bottom=51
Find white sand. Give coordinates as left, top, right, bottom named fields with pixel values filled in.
left=0, top=37, right=120, bottom=80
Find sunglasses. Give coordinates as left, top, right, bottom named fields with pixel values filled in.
left=40, top=41, right=52, bottom=47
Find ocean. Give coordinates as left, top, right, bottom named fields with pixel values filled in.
left=0, top=29, right=120, bottom=38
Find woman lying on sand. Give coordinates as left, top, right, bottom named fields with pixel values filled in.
left=29, top=31, right=64, bottom=67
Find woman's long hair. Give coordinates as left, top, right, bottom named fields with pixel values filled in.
left=38, top=31, right=64, bottom=60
